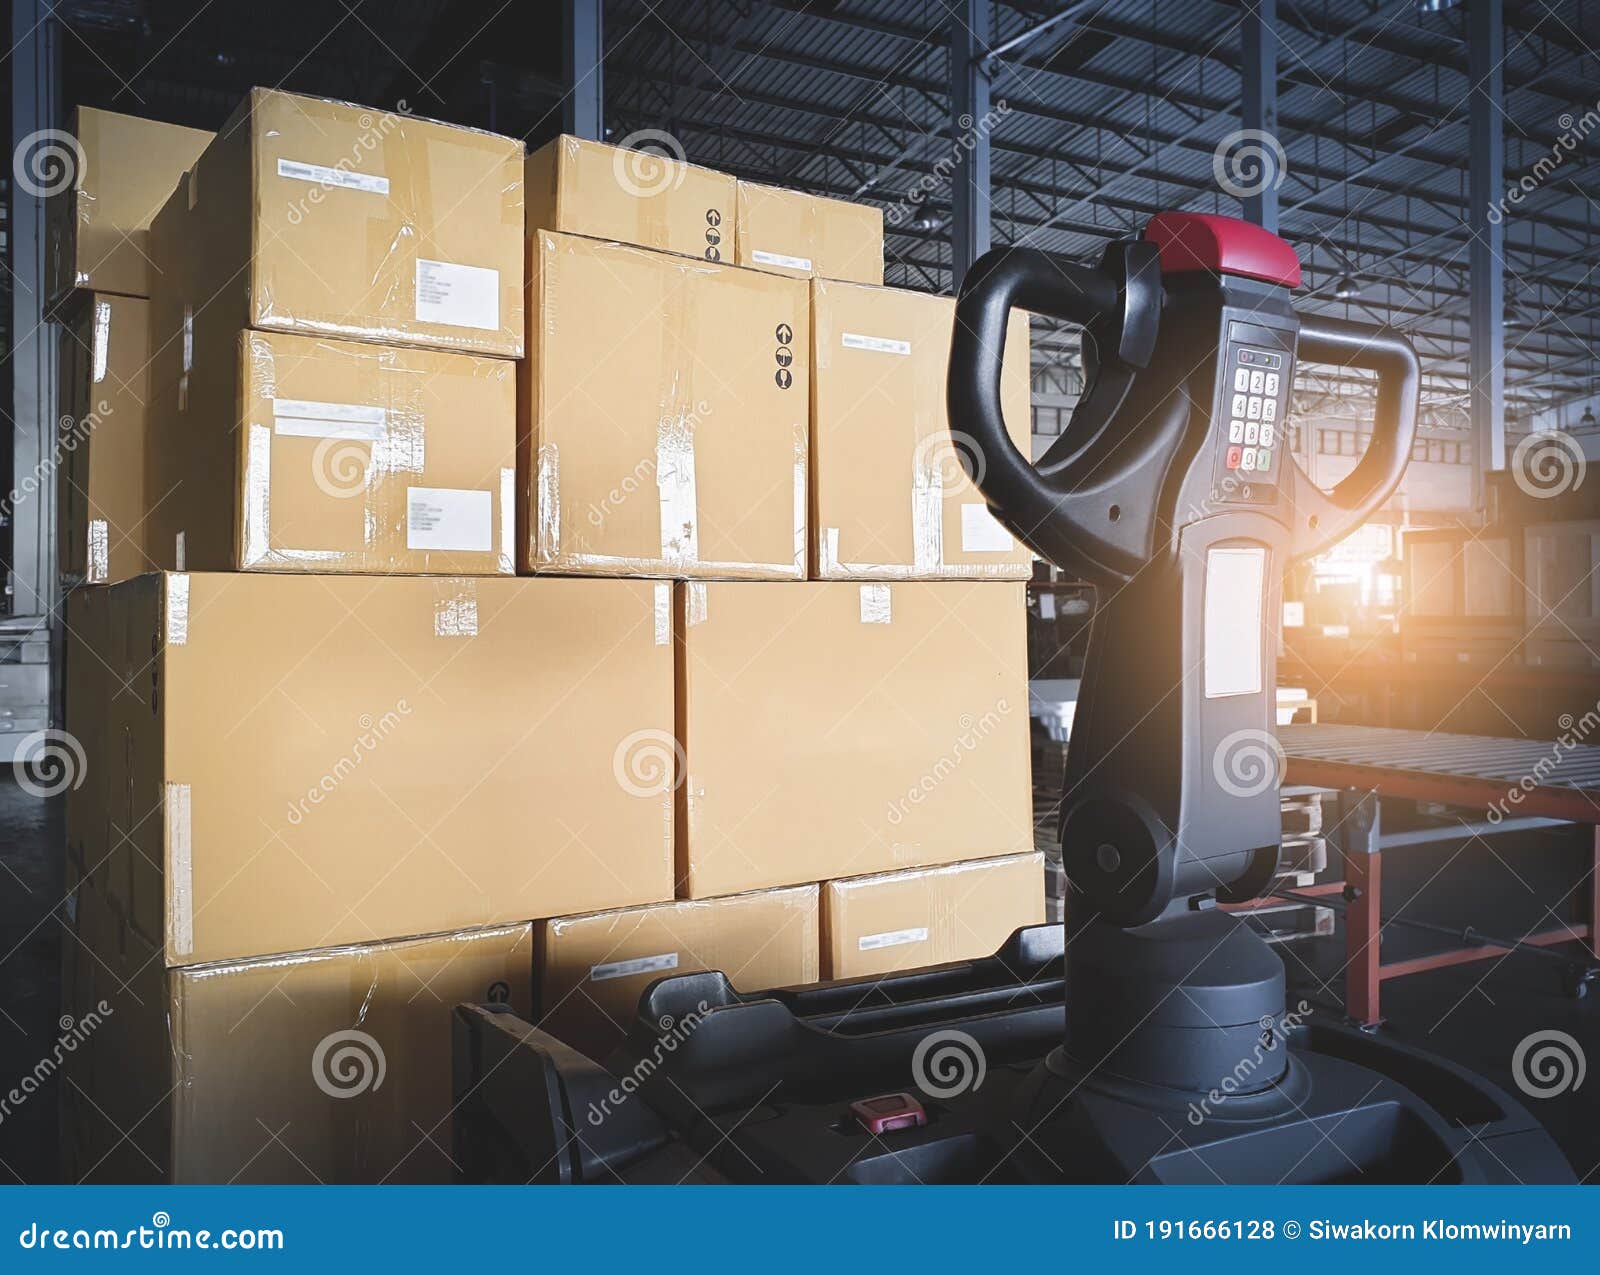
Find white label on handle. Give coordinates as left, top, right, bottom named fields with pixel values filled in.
left=1203, top=546, right=1265, bottom=698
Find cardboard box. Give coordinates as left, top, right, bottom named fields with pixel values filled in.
left=149, top=89, right=523, bottom=360
left=821, top=853, right=1044, bottom=979
left=735, top=181, right=883, bottom=285
left=675, top=581, right=1032, bottom=897
left=810, top=279, right=1033, bottom=579
left=536, top=885, right=818, bottom=1060
left=83, top=573, right=673, bottom=966
left=144, top=326, right=515, bottom=574
left=46, top=107, right=213, bottom=305
left=520, top=232, right=808, bottom=579
left=62, top=894, right=532, bottom=1184
left=525, top=134, right=736, bottom=262
left=56, top=294, right=153, bottom=584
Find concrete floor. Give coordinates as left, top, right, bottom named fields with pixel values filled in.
left=1, top=774, right=1595, bottom=1183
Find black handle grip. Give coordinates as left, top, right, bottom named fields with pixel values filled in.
left=1286, top=317, right=1420, bottom=559
left=948, top=244, right=1158, bottom=577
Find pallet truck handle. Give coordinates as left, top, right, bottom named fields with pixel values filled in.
left=948, top=241, right=1161, bottom=575
left=1285, top=316, right=1420, bottom=560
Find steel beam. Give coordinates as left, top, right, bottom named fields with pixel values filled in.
left=1239, top=0, right=1280, bottom=232
left=1468, top=0, right=1506, bottom=510
left=950, top=0, right=991, bottom=286
left=563, top=0, right=603, bottom=141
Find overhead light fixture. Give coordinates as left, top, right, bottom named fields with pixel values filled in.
left=1416, top=0, right=1461, bottom=12
left=1333, top=275, right=1360, bottom=300
left=1582, top=405, right=1597, bottom=428
left=907, top=212, right=941, bottom=233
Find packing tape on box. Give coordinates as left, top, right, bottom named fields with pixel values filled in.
left=166, top=781, right=194, bottom=958
left=86, top=519, right=109, bottom=584
left=91, top=300, right=111, bottom=383
left=166, top=573, right=191, bottom=645
left=654, top=583, right=671, bottom=645
left=684, top=581, right=708, bottom=627
left=433, top=579, right=479, bottom=638
left=859, top=583, right=892, bottom=624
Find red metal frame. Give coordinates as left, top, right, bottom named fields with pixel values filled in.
left=1263, top=760, right=1600, bottom=1025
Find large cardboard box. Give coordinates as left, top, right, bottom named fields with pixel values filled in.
left=84, top=573, right=673, bottom=966
left=821, top=853, right=1044, bottom=980
left=525, top=134, right=736, bottom=262
left=62, top=889, right=532, bottom=1184
left=520, top=232, right=808, bottom=579
left=675, top=581, right=1032, bottom=897
left=536, top=885, right=818, bottom=1060
left=735, top=181, right=883, bottom=285
left=57, top=293, right=153, bottom=584
left=144, top=326, right=515, bottom=574
left=149, top=89, right=523, bottom=361
left=810, top=279, right=1033, bottom=579
left=46, top=107, right=213, bottom=305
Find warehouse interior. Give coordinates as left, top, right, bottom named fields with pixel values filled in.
left=0, top=0, right=1597, bottom=1187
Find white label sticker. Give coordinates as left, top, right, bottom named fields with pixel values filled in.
left=960, top=503, right=1014, bottom=552
left=590, top=952, right=679, bottom=983
left=407, top=487, right=492, bottom=552
left=842, top=331, right=912, bottom=356
left=1203, top=546, right=1265, bottom=698
left=276, top=158, right=390, bottom=195
left=272, top=398, right=389, bottom=440
left=752, top=248, right=813, bottom=271
left=858, top=926, right=929, bottom=952
left=415, top=259, right=500, bottom=331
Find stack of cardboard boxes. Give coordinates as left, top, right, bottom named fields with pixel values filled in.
left=53, top=101, right=1042, bottom=1185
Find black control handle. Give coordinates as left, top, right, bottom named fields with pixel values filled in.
left=948, top=244, right=1160, bottom=578
left=1285, top=317, right=1420, bottom=559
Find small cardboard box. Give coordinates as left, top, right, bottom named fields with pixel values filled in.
left=82, top=572, right=674, bottom=966
left=62, top=890, right=532, bottom=1184
left=519, top=232, right=808, bottom=579
left=525, top=134, right=736, bottom=262
left=821, top=853, right=1045, bottom=979
left=735, top=181, right=883, bottom=285
left=144, top=326, right=516, bottom=574
left=56, top=293, right=153, bottom=584
left=149, top=89, right=523, bottom=360
left=536, top=885, right=819, bottom=1060
left=46, top=106, right=213, bottom=305
left=675, top=581, right=1033, bottom=897
left=811, top=279, right=1033, bottom=579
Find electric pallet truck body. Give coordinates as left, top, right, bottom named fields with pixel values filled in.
left=453, top=212, right=1574, bottom=1185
